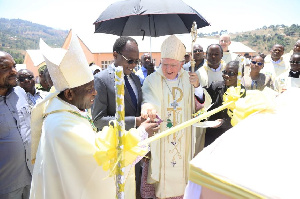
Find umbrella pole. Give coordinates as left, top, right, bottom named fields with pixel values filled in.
left=150, top=36, right=152, bottom=58
left=190, top=22, right=197, bottom=159
left=148, top=14, right=152, bottom=58
left=115, top=67, right=125, bottom=199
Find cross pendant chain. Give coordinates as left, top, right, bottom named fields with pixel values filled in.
left=163, top=78, right=181, bottom=110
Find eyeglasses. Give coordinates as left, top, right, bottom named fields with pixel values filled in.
left=118, top=52, right=140, bottom=65
left=193, top=49, right=203, bottom=53
left=222, top=70, right=237, bottom=77
left=251, top=61, right=263, bottom=66
left=290, top=61, right=300, bottom=64
left=18, top=75, right=34, bottom=82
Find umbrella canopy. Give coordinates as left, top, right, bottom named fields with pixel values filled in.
left=94, top=0, right=210, bottom=37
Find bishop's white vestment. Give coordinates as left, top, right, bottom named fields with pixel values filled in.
left=30, top=97, right=136, bottom=199
left=142, top=68, right=210, bottom=198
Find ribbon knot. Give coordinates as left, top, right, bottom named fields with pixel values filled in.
left=93, top=121, right=147, bottom=176
left=222, top=86, right=245, bottom=119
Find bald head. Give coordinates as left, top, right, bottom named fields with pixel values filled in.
left=294, top=40, right=300, bottom=53
left=290, top=52, right=300, bottom=72
left=227, top=61, right=239, bottom=71
left=271, top=44, right=284, bottom=61
left=0, top=51, right=17, bottom=95
left=219, top=34, right=231, bottom=52
left=0, top=51, right=12, bottom=62
left=17, top=69, right=35, bottom=95
left=193, top=44, right=204, bottom=62
left=141, top=53, right=151, bottom=68
left=18, top=69, right=34, bottom=76
left=206, top=44, right=223, bottom=69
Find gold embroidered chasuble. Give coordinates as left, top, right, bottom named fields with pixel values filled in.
left=142, top=68, right=212, bottom=198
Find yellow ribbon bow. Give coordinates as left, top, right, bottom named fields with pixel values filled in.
left=93, top=121, right=148, bottom=176
left=222, top=86, right=245, bottom=118
left=230, top=89, right=275, bottom=126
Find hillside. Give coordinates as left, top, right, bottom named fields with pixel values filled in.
left=0, top=18, right=68, bottom=63
left=0, top=18, right=299, bottom=63
left=201, top=24, right=300, bottom=55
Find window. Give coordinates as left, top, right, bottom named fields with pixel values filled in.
left=101, top=61, right=112, bottom=70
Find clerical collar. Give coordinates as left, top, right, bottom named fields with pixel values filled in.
left=289, top=70, right=300, bottom=78
left=272, top=59, right=282, bottom=64
left=209, top=63, right=222, bottom=72
left=166, top=74, right=179, bottom=81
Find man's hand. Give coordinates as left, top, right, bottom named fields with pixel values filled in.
left=188, top=72, right=200, bottom=88
left=140, top=119, right=160, bottom=137
left=211, top=119, right=224, bottom=128
left=135, top=116, right=146, bottom=127
left=195, top=96, right=204, bottom=112
left=141, top=104, right=157, bottom=121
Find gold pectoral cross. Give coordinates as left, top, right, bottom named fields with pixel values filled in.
left=167, top=87, right=183, bottom=127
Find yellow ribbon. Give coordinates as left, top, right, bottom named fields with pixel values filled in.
left=139, top=87, right=243, bottom=147
left=222, top=86, right=245, bottom=118
left=93, top=86, right=275, bottom=175
left=230, top=90, right=275, bottom=126
left=93, top=121, right=147, bottom=176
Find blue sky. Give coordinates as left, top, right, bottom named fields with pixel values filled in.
left=0, top=0, right=299, bottom=34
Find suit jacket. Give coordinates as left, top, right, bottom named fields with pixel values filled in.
left=92, top=64, right=143, bottom=130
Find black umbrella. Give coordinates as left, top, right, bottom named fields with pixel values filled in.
left=93, top=0, right=210, bottom=37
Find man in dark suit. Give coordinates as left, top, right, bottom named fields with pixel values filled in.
left=92, top=36, right=146, bottom=130
left=92, top=36, right=157, bottom=198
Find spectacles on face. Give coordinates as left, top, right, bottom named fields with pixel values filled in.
left=193, top=49, right=203, bottom=53
left=290, top=61, right=300, bottom=64
left=251, top=61, right=263, bottom=66
left=222, top=70, right=237, bottom=77
left=118, top=52, right=140, bottom=65
left=18, top=75, right=34, bottom=82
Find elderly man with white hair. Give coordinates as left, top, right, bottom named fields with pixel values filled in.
left=219, top=34, right=239, bottom=65
left=141, top=35, right=211, bottom=199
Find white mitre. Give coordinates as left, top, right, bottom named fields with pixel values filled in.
left=161, top=35, right=186, bottom=61
left=31, top=33, right=93, bottom=163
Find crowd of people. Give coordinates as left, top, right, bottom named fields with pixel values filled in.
left=0, top=32, right=299, bottom=199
